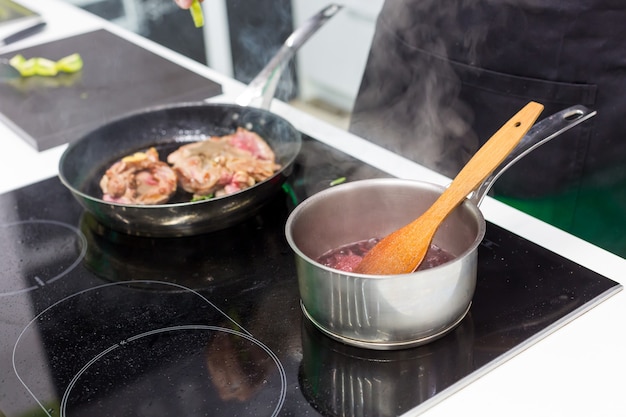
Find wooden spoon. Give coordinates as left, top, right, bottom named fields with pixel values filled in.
left=354, top=101, right=544, bottom=275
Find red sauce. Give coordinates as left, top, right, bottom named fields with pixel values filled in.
left=317, top=238, right=455, bottom=273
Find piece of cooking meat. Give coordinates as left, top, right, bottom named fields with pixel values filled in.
left=99, top=147, right=177, bottom=204
left=167, top=128, right=281, bottom=199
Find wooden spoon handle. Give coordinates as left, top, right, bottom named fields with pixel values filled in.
left=423, top=101, right=545, bottom=225
left=355, top=101, right=544, bottom=275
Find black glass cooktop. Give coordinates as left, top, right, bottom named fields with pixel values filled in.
left=0, top=136, right=621, bottom=417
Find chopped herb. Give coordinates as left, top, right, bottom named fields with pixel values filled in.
left=329, top=177, right=346, bottom=186
left=192, top=194, right=214, bottom=202
left=282, top=183, right=299, bottom=205
left=189, top=0, right=204, bottom=28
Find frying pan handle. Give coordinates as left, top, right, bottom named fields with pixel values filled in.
left=234, top=3, right=343, bottom=109
left=469, top=104, right=597, bottom=206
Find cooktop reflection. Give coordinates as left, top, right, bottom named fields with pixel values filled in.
left=0, top=136, right=621, bottom=417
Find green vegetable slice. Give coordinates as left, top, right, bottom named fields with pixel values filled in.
left=9, top=54, right=34, bottom=76
left=329, top=177, right=347, bottom=186
left=8, top=54, right=26, bottom=68
left=189, top=0, right=204, bottom=28
left=33, top=58, right=58, bottom=76
left=9, top=53, right=83, bottom=77
left=56, top=53, right=84, bottom=73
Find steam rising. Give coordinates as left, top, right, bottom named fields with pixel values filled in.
left=228, top=0, right=298, bottom=101
left=350, top=0, right=503, bottom=178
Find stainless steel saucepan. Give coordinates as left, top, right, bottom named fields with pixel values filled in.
left=285, top=105, right=596, bottom=350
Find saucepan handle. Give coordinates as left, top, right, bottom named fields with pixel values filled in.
left=469, top=104, right=597, bottom=206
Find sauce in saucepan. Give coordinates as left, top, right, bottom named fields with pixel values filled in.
left=316, top=238, right=455, bottom=273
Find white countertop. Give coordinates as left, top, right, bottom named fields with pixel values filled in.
left=1, top=1, right=625, bottom=416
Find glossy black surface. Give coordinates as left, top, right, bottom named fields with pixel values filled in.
left=0, top=136, right=620, bottom=417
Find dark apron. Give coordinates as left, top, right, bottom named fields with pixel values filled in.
left=350, top=0, right=626, bottom=257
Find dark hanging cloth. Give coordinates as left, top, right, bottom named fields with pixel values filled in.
left=350, top=0, right=626, bottom=257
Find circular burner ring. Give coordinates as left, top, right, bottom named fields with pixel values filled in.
left=0, top=220, right=87, bottom=297
left=14, top=280, right=288, bottom=417
left=60, top=325, right=287, bottom=417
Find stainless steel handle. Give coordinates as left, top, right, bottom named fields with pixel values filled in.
left=234, top=3, right=343, bottom=109
left=469, top=104, right=597, bottom=206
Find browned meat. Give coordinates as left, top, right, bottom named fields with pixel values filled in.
left=227, top=127, right=276, bottom=160
left=167, top=128, right=281, bottom=199
left=99, top=147, right=177, bottom=204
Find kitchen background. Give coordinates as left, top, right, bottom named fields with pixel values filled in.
left=62, top=0, right=385, bottom=130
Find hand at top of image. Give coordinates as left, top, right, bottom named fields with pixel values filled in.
left=174, top=0, right=203, bottom=10
left=174, top=0, right=204, bottom=27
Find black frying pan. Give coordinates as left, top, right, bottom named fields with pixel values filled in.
left=58, top=4, right=342, bottom=237
left=59, top=102, right=300, bottom=237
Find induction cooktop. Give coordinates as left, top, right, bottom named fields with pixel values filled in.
left=0, top=135, right=621, bottom=417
